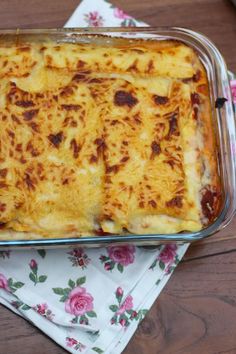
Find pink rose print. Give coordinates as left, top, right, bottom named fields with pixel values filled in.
left=68, top=248, right=91, bottom=269
left=114, top=7, right=131, bottom=19
left=109, top=287, right=147, bottom=328
left=108, top=245, right=135, bottom=266
left=131, top=310, right=138, bottom=319
left=29, top=259, right=37, bottom=270
left=150, top=244, right=179, bottom=273
left=66, top=337, right=78, bottom=347
left=159, top=244, right=177, bottom=264
left=53, top=276, right=97, bottom=325
left=36, top=303, right=47, bottom=315
left=230, top=80, right=236, bottom=104
left=104, top=263, right=112, bottom=271
left=117, top=295, right=133, bottom=315
left=65, top=287, right=94, bottom=316
left=116, top=287, right=123, bottom=297
left=84, top=11, right=104, bottom=27
left=33, top=303, right=54, bottom=321
left=29, top=259, right=47, bottom=286
left=0, top=273, right=10, bottom=291
left=100, top=246, right=136, bottom=273
left=66, top=337, right=86, bottom=351
left=119, top=318, right=126, bottom=327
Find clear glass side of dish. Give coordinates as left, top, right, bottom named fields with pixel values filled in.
left=0, top=27, right=235, bottom=248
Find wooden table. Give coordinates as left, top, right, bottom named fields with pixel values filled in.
left=0, top=0, right=235, bottom=353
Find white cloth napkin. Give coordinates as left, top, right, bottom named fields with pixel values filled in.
left=0, top=0, right=193, bottom=353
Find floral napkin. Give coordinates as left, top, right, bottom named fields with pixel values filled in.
left=0, top=243, right=188, bottom=353
left=0, top=0, right=235, bottom=353
left=230, top=78, right=236, bottom=104
left=64, top=0, right=147, bottom=27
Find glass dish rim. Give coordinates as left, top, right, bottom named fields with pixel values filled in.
left=0, top=26, right=235, bottom=248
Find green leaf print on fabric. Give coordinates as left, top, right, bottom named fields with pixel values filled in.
left=149, top=244, right=180, bottom=274
left=37, top=249, right=46, bottom=258
left=110, top=287, right=148, bottom=327
left=92, top=347, right=104, bottom=353
left=29, top=259, right=47, bottom=286
left=6, top=277, right=24, bottom=293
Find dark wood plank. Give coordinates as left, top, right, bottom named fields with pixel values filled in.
left=0, top=0, right=79, bottom=28
left=184, top=217, right=236, bottom=261
left=0, top=305, right=66, bottom=354
left=113, top=0, right=236, bottom=72
left=125, top=250, right=236, bottom=354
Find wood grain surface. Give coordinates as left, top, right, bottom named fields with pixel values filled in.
left=0, top=0, right=235, bottom=353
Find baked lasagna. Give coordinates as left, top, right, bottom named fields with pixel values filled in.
left=0, top=37, right=221, bottom=239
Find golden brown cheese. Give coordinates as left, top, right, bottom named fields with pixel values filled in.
left=0, top=38, right=221, bottom=238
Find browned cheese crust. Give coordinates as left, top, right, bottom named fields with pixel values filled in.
left=0, top=38, right=221, bottom=238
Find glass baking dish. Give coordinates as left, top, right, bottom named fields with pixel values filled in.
left=0, top=26, right=235, bottom=249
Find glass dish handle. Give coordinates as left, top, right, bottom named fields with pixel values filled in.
left=229, top=77, right=236, bottom=158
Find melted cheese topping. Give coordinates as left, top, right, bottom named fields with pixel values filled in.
left=0, top=38, right=221, bottom=239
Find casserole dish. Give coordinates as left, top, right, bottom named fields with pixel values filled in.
left=0, top=27, right=235, bottom=248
